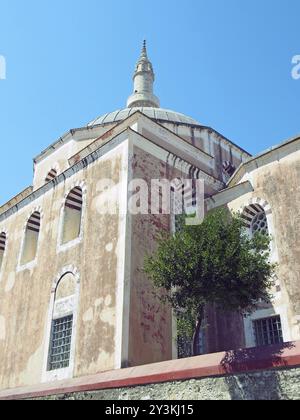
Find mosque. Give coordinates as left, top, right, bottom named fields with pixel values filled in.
left=0, top=42, right=299, bottom=391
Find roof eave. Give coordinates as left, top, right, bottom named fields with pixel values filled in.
left=228, top=133, right=300, bottom=187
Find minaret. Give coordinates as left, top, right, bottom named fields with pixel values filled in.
left=127, top=41, right=160, bottom=109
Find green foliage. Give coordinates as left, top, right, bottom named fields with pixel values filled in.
left=144, top=208, right=276, bottom=346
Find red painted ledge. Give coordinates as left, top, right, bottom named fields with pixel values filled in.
left=1, top=341, right=300, bottom=400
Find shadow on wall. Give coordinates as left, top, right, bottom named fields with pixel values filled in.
left=221, top=342, right=295, bottom=400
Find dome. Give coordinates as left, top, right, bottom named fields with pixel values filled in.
left=87, top=107, right=201, bottom=128
left=88, top=43, right=202, bottom=130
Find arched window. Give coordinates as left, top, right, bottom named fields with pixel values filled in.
left=45, top=169, right=58, bottom=183
left=242, top=204, right=269, bottom=236
left=62, top=187, right=83, bottom=245
left=21, top=212, right=41, bottom=265
left=47, top=273, right=77, bottom=372
left=0, top=232, right=6, bottom=270
left=222, top=161, right=236, bottom=178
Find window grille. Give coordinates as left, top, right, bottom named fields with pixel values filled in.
left=254, top=316, right=283, bottom=347
left=242, top=204, right=269, bottom=235
left=48, top=315, right=73, bottom=371
left=251, top=211, right=268, bottom=235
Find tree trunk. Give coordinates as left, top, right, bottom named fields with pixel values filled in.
left=192, top=307, right=204, bottom=356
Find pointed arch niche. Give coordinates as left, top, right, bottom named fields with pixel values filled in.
left=42, top=267, right=80, bottom=383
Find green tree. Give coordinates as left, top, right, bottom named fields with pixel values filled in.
left=144, top=208, right=276, bottom=356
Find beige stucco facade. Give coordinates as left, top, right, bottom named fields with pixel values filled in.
left=0, top=108, right=250, bottom=390
left=1, top=106, right=299, bottom=391
left=1, top=42, right=299, bottom=392
left=0, top=135, right=127, bottom=389
left=224, top=140, right=300, bottom=348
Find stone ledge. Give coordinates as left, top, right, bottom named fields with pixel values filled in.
left=1, top=341, right=300, bottom=400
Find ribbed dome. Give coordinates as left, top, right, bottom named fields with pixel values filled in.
left=87, top=107, right=201, bottom=128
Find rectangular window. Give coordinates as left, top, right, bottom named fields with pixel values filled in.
left=48, top=315, right=73, bottom=371
left=254, top=316, right=283, bottom=347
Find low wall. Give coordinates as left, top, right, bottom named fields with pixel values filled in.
left=1, top=341, right=300, bottom=400
left=41, top=368, right=300, bottom=400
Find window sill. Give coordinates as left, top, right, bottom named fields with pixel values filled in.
left=17, top=259, right=38, bottom=273
left=42, top=367, right=73, bottom=384
left=57, top=236, right=82, bottom=254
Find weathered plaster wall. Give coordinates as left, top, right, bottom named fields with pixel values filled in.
left=228, top=149, right=300, bottom=345
left=1, top=111, right=299, bottom=393
left=33, top=139, right=87, bottom=191
left=0, top=142, right=127, bottom=389
left=34, top=367, right=300, bottom=400
left=127, top=145, right=176, bottom=366
left=127, top=130, right=245, bottom=364
left=32, top=124, right=115, bottom=191
left=159, top=122, right=249, bottom=180
left=0, top=187, right=33, bottom=216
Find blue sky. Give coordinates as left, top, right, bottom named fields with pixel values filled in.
left=0, top=0, right=299, bottom=204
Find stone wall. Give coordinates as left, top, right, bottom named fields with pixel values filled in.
left=38, top=367, right=300, bottom=400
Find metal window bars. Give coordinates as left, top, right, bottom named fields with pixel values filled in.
left=48, top=315, right=73, bottom=371
left=254, top=316, right=283, bottom=347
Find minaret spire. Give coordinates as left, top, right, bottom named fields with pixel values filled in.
left=141, top=40, right=147, bottom=57
left=127, top=41, right=160, bottom=109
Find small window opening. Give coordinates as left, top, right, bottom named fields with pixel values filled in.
left=62, top=187, right=83, bottom=244
left=21, top=212, right=41, bottom=265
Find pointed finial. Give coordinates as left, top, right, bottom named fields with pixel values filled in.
left=141, top=40, right=148, bottom=59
